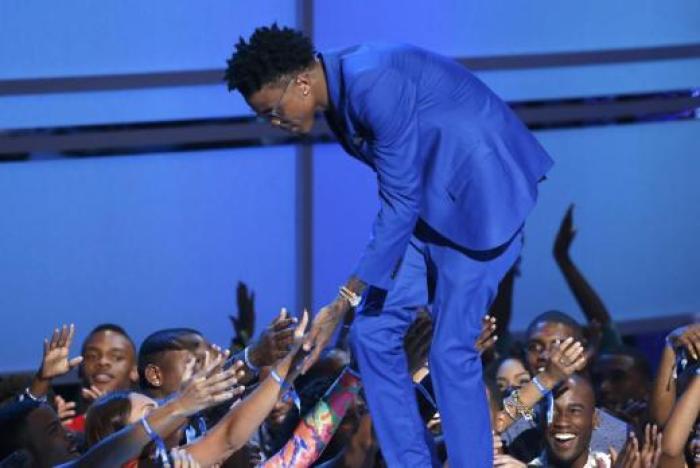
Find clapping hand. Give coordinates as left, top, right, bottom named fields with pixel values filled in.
left=609, top=425, right=662, bottom=468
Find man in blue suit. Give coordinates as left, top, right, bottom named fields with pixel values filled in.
left=226, top=24, right=553, bottom=466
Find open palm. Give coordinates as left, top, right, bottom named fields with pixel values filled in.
left=39, top=324, right=83, bottom=380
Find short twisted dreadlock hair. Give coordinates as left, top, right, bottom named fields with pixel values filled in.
left=225, top=23, right=316, bottom=97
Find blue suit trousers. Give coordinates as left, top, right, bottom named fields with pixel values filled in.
left=351, top=223, right=522, bottom=467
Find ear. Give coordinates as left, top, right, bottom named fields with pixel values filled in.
left=295, top=71, right=313, bottom=97
left=129, top=364, right=139, bottom=383
left=144, top=364, right=163, bottom=388
left=593, top=408, right=601, bottom=429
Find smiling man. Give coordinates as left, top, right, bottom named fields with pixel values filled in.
left=530, top=375, right=608, bottom=468
left=81, top=324, right=138, bottom=395
left=225, top=24, right=553, bottom=466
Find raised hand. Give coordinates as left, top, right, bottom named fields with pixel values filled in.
left=284, top=309, right=311, bottom=379
left=610, top=433, right=640, bottom=468
left=666, top=323, right=700, bottom=360
left=639, top=423, right=662, bottom=468
left=544, top=337, right=587, bottom=382
left=615, top=398, right=649, bottom=431
left=248, top=308, right=298, bottom=368
left=39, top=324, right=83, bottom=380
left=54, top=395, right=77, bottom=425
left=170, top=448, right=201, bottom=468
left=81, top=385, right=105, bottom=403
left=476, top=314, right=498, bottom=354
left=229, top=281, right=256, bottom=350
left=173, top=352, right=244, bottom=417
left=553, top=204, right=576, bottom=261
left=302, top=301, right=347, bottom=374
left=492, top=431, right=504, bottom=457
left=29, top=324, right=84, bottom=400
left=404, top=309, right=432, bottom=375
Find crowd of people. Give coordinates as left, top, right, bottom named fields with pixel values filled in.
left=0, top=207, right=698, bottom=467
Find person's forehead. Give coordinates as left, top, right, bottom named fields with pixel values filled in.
left=247, top=84, right=285, bottom=110
left=529, top=322, right=575, bottom=341
left=557, top=379, right=594, bottom=407
left=497, top=358, right=527, bottom=376
left=163, top=348, right=195, bottom=363
left=84, top=331, right=133, bottom=352
left=594, top=354, right=636, bottom=371
left=26, top=405, right=59, bottom=427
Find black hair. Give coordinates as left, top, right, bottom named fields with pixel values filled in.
left=0, top=400, right=42, bottom=459
left=597, top=345, right=653, bottom=382
left=84, top=391, right=133, bottom=448
left=483, top=376, right=503, bottom=412
left=137, top=328, right=203, bottom=389
left=525, top=310, right=584, bottom=340
left=81, top=323, right=136, bottom=355
left=483, top=352, right=529, bottom=384
left=225, top=23, right=316, bottom=97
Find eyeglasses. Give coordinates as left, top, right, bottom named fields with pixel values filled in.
left=263, top=77, right=295, bottom=124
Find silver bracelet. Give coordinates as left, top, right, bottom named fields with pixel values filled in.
left=339, top=286, right=361, bottom=308
left=20, top=387, right=47, bottom=403
left=244, top=346, right=259, bottom=373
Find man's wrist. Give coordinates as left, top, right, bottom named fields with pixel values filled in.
left=29, top=373, right=51, bottom=398
left=536, top=371, right=559, bottom=390
left=20, top=385, right=48, bottom=403
left=344, top=277, right=367, bottom=296
left=245, top=345, right=261, bottom=372
left=35, top=369, right=51, bottom=382
left=168, top=397, right=190, bottom=419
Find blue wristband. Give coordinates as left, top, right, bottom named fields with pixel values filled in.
left=532, top=376, right=551, bottom=396
left=140, top=417, right=171, bottom=468
left=271, top=369, right=301, bottom=412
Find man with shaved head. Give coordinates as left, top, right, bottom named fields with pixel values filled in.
left=529, top=375, right=608, bottom=468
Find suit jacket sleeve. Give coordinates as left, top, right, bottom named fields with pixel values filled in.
left=348, top=68, right=421, bottom=290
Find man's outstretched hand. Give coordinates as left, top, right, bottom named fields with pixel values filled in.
left=248, top=308, right=298, bottom=368
left=301, top=300, right=349, bottom=374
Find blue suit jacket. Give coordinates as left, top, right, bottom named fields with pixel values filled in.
left=321, top=44, right=554, bottom=290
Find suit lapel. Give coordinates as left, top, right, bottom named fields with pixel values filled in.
left=319, top=51, right=373, bottom=167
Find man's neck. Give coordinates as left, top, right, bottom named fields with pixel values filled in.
left=543, top=450, right=592, bottom=468
left=311, top=59, right=329, bottom=111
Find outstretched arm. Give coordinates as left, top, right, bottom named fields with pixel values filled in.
left=261, top=368, right=362, bottom=468
left=495, top=338, right=588, bottom=433
left=659, top=372, right=699, bottom=467
left=650, top=324, right=700, bottom=426
left=60, top=355, right=240, bottom=468
left=187, top=311, right=310, bottom=466
left=553, top=205, right=614, bottom=328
